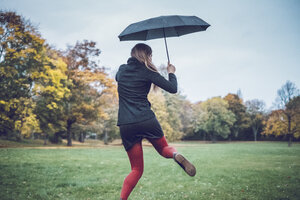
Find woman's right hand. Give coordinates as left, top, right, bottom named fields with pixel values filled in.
left=167, top=63, right=176, bottom=74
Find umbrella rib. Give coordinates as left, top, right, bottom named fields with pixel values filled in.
left=175, top=16, right=188, bottom=36
left=145, top=30, right=150, bottom=40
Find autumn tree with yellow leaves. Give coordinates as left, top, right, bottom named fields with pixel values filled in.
left=62, top=40, right=117, bottom=146
left=263, top=81, right=300, bottom=146
left=0, top=11, right=49, bottom=139
left=33, top=48, right=71, bottom=144
left=148, top=90, right=178, bottom=141
left=0, top=12, right=117, bottom=145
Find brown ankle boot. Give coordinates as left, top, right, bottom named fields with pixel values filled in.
left=174, top=153, right=196, bottom=177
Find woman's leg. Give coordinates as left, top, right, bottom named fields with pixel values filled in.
left=120, top=141, right=144, bottom=200
left=148, top=136, right=196, bottom=177
left=148, top=136, right=177, bottom=158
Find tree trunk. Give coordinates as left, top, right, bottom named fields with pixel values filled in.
left=66, top=122, right=72, bottom=146
left=288, top=115, right=292, bottom=147
left=16, top=133, right=22, bottom=141
left=31, top=131, right=35, bottom=140
left=66, top=116, right=76, bottom=146
left=104, top=130, right=108, bottom=145
left=52, top=132, right=60, bottom=143
left=79, top=132, right=82, bottom=143
left=79, top=132, right=85, bottom=143
left=211, top=133, right=216, bottom=143
left=252, top=126, right=257, bottom=142
left=66, top=102, right=75, bottom=146
left=67, top=127, right=72, bottom=146
left=234, top=129, right=239, bottom=138
left=288, top=134, right=292, bottom=147
left=43, top=134, right=47, bottom=145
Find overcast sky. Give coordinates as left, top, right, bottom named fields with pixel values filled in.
left=2, top=0, right=300, bottom=109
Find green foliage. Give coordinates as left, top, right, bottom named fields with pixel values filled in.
left=0, top=11, right=48, bottom=138
left=48, top=132, right=63, bottom=144
left=224, top=93, right=250, bottom=139
left=0, top=12, right=45, bottom=99
left=194, top=97, right=236, bottom=141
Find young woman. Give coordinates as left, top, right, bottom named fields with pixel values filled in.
left=115, top=43, right=196, bottom=200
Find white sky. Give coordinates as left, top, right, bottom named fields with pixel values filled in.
left=2, top=0, right=300, bottom=109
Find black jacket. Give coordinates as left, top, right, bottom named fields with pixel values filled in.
left=115, top=57, right=177, bottom=126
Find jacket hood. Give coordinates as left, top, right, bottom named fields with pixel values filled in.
left=127, top=57, right=143, bottom=66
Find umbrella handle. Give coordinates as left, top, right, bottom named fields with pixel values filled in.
left=163, top=28, right=170, bottom=64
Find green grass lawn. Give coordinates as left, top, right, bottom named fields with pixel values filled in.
left=0, top=141, right=299, bottom=200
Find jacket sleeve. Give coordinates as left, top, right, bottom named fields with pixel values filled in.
left=146, top=71, right=178, bottom=94
left=115, top=71, right=119, bottom=82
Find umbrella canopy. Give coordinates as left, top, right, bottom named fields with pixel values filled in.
left=118, top=15, right=210, bottom=63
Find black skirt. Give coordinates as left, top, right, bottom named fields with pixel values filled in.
left=119, top=116, right=164, bottom=151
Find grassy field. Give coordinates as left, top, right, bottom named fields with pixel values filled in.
left=0, top=140, right=299, bottom=200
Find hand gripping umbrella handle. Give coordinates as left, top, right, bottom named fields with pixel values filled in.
left=163, top=28, right=170, bottom=64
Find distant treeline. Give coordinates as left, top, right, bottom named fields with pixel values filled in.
left=1, top=11, right=299, bottom=146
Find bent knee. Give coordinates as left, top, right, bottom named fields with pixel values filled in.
left=161, top=146, right=176, bottom=158
left=132, top=168, right=143, bottom=178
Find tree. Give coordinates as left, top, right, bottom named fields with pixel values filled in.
left=163, top=91, right=184, bottom=140
left=0, top=12, right=117, bottom=145
left=179, top=98, right=196, bottom=138
left=275, top=81, right=299, bottom=109
left=194, top=97, right=236, bottom=143
left=0, top=11, right=50, bottom=139
left=148, top=64, right=184, bottom=141
left=96, top=91, right=119, bottom=144
left=224, top=93, right=249, bottom=140
left=32, top=48, right=71, bottom=144
left=82, top=82, right=118, bottom=145
left=191, top=101, right=210, bottom=140
left=245, top=99, right=265, bottom=142
left=264, top=95, right=300, bottom=146
left=286, top=96, right=300, bottom=139
left=62, top=40, right=116, bottom=146
left=148, top=90, right=179, bottom=141
left=263, top=110, right=287, bottom=138
left=272, top=81, right=300, bottom=146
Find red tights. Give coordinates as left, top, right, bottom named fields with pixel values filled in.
left=120, top=136, right=177, bottom=200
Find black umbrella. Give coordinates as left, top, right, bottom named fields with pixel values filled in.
left=118, top=15, right=210, bottom=63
